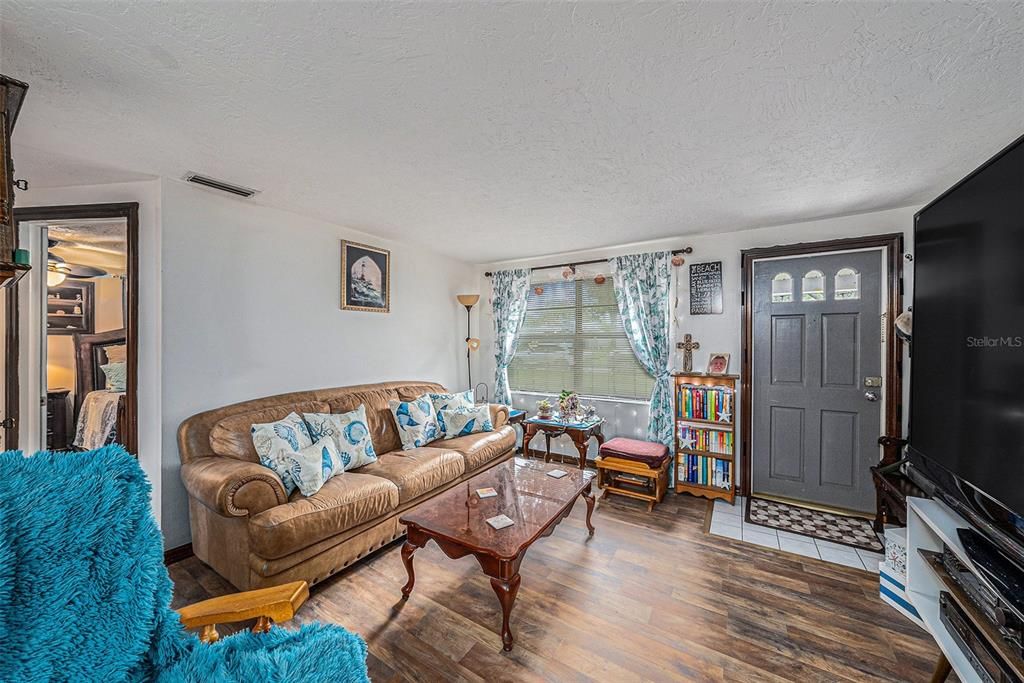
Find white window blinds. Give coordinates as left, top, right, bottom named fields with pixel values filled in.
left=507, top=278, right=655, bottom=401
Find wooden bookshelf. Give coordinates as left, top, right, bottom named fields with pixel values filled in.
left=47, top=280, right=94, bottom=335
left=674, top=373, right=737, bottom=504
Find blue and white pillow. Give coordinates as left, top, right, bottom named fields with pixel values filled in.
left=286, top=436, right=345, bottom=497
left=100, top=362, right=127, bottom=392
left=438, top=405, right=494, bottom=438
left=250, top=412, right=313, bottom=495
left=388, top=395, right=441, bottom=450
left=302, top=405, right=378, bottom=471
left=428, top=390, right=475, bottom=414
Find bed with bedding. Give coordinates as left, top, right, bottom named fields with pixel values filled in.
left=72, top=328, right=129, bottom=450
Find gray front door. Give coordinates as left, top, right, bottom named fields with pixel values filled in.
left=752, top=250, right=883, bottom=512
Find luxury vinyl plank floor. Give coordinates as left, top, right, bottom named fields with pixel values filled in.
left=169, top=492, right=940, bottom=682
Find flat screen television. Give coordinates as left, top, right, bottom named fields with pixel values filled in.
left=908, top=133, right=1024, bottom=562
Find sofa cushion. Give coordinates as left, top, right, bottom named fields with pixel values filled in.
left=354, top=448, right=464, bottom=503
left=394, top=384, right=447, bottom=402
left=289, top=436, right=348, bottom=497
left=435, top=426, right=515, bottom=472
left=428, top=390, right=474, bottom=414
left=209, top=401, right=330, bottom=461
left=599, top=436, right=670, bottom=468
left=248, top=472, right=399, bottom=559
left=326, top=389, right=403, bottom=455
left=250, top=411, right=316, bottom=495
left=303, top=406, right=378, bottom=471
left=437, top=405, right=493, bottom=439
left=322, top=383, right=445, bottom=455
left=388, top=395, right=442, bottom=450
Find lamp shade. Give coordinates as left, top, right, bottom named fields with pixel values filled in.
left=47, top=256, right=69, bottom=287
left=456, top=294, right=480, bottom=307
left=47, top=268, right=66, bottom=287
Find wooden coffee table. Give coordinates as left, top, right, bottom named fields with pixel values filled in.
left=399, top=457, right=596, bottom=651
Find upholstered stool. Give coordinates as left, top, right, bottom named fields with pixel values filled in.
left=595, top=437, right=670, bottom=512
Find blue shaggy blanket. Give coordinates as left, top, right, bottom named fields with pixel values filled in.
left=0, top=446, right=369, bottom=682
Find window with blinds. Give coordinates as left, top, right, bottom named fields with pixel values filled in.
left=507, top=278, right=655, bottom=401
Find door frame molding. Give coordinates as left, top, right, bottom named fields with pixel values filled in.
left=6, top=202, right=139, bottom=453
left=739, top=232, right=904, bottom=497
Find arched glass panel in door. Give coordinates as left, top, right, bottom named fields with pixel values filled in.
left=801, top=270, right=825, bottom=301
left=834, top=267, right=861, bottom=300
left=771, top=273, right=793, bottom=303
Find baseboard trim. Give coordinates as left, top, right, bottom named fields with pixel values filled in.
left=164, top=543, right=194, bottom=565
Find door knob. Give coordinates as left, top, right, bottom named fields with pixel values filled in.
left=864, top=391, right=879, bottom=402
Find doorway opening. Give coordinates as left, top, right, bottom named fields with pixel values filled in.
left=740, top=234, right=904, bottom=514
left=6, top=203, right=139, bottom=454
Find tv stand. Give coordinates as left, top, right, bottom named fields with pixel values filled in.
left=906, top=497, right=1024, bottom=682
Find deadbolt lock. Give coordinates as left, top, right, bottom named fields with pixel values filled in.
left=864, top=376, right=883, bottom=387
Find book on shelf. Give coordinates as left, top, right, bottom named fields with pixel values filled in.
left=675, top=383, right=734, bottom=422
left=677, top=453, right=732, bottom=490
left=677, top=424, right=734, bottom=455
left=674, top=374, right=737, bottom=502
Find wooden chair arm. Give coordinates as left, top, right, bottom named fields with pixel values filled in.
left=176, top=580, right=309, bottom=643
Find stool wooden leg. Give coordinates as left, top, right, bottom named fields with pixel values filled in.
left=929, top=654, right=950, bottom=683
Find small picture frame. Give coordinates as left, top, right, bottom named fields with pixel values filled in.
left=706, top=353, right=730, bottom=375
left=341, top=240, right=390, bottom=313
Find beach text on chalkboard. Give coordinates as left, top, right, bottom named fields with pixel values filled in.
left=689, top=261, right=723, bottom=315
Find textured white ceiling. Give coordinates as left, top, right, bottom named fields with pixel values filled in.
left=2, top=1, right=1022, bottom=263
left=46, top=219, right=128, bottom=275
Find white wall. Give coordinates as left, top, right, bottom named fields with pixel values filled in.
left=15, top=180, right=163, bottom=526
left=476, top=206, right=917, bottom=468
left=159, top=179, right=478, bottom=547
left=13, top=176, right=915, bottom=541
left=15, top=177, right=478, bottom=548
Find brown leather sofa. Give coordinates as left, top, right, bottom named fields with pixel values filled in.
left=178, top=381, right=514, bottom=590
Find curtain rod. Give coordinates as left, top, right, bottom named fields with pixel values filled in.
left=483, top=247, right=692, bottom=277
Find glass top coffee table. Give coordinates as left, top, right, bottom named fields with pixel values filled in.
left=399, top=457, right=596, bottom=651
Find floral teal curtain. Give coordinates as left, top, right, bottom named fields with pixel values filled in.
left=491, top=268, right=531, bottom=405
left=608, top=252, right=673, bottom=447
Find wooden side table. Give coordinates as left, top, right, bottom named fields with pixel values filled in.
left=522, top=416, right=605, bottom=470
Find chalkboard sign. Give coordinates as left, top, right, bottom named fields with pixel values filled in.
left=689, top=261, right=723, bottom=315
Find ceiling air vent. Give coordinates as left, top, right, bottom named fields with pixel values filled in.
left=184, top=173, right=259, bottom=198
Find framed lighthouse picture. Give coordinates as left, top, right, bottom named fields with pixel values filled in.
left=341, top=240, right=390, bottom=313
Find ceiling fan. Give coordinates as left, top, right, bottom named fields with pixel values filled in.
left=47, top=238, right=108, bottom=286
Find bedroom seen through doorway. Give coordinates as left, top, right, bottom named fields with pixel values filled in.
left=9, top=203, right=139, bottom=455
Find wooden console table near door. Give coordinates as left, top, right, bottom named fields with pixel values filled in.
left=399, top=457, right=596, bottom=651
left=522, top=415, right=605, bottom=469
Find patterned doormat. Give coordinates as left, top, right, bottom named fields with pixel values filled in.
left=745, top=496, right=883, bottom=552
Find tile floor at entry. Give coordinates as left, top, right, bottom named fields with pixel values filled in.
left=709, top=496, right=885, bottom=572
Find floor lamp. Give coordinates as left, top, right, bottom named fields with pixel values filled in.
left=457, top=294, right=480, bottom=388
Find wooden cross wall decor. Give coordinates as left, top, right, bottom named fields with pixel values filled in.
left=677, top=334, right=700, bottom=373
